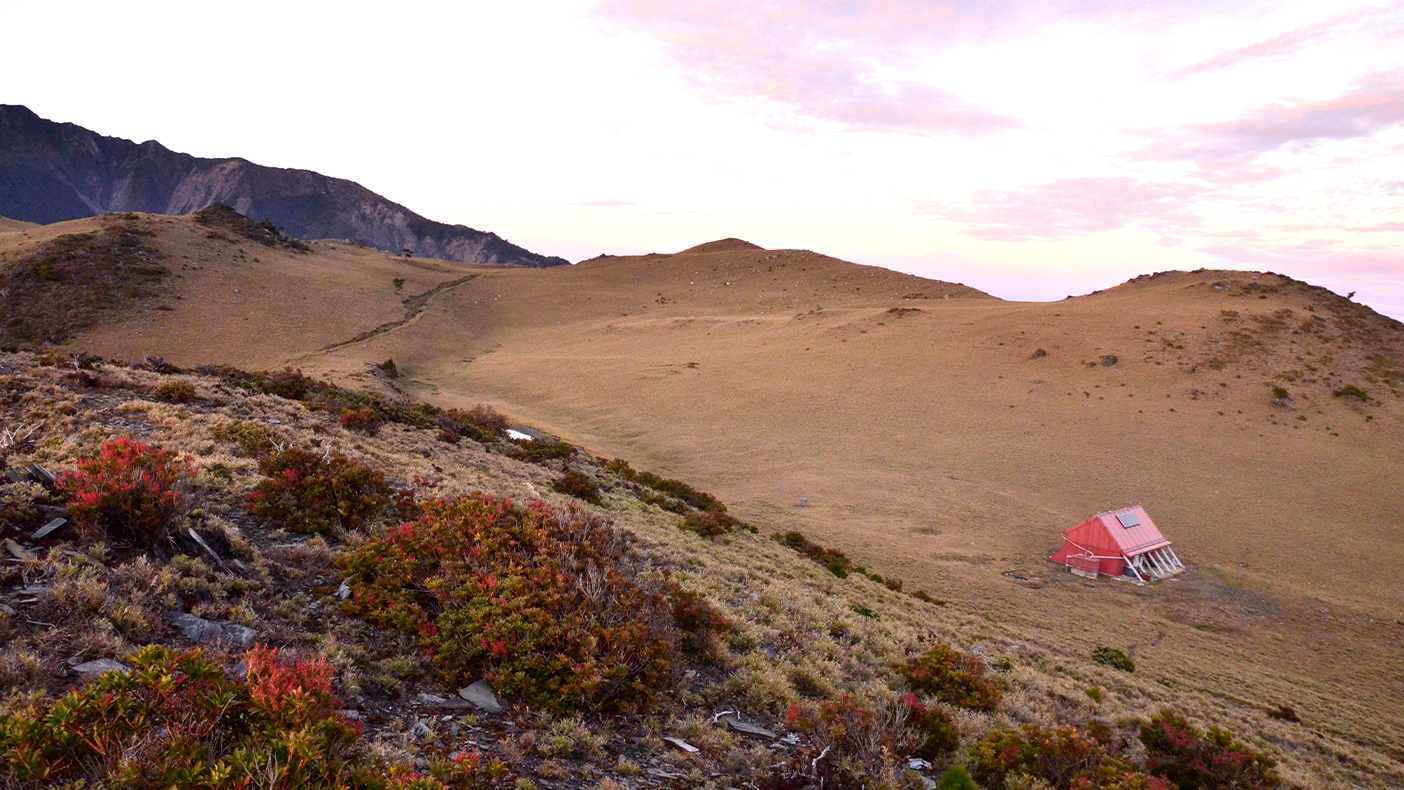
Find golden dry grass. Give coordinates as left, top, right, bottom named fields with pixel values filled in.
left=3, top=212, right=1402, bottom=785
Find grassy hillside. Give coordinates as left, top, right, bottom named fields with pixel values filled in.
left=1, top=210, right=1401, bottom=785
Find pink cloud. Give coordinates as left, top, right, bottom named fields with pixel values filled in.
left=1148, top=70, right=1404, bottom=166
left=921, top=177, right=1204, bottom=241
left=1174, top=4, right=1403, bottom=78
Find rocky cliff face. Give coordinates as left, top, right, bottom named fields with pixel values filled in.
left=0, top=105, right=568, bottom=267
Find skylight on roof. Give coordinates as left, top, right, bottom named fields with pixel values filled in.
left=1116, top=512, right=1141, bottom=528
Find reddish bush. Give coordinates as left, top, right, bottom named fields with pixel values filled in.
left=249, top=447, right=392, bottom=535
left=765, top=695, right=913, bottom=790
left=339, top=407, right=382, bottom=434
left=669, top=587, right=732, bottom=654
left=969, top=721, right=1173, bottom=790
left=905, top=695, right=960, bottom=759
left=900, top=644, right=1003, bottom=711
left=552, top=469, right=601, bottom=503
left=1140, top=710, right=1281, bottom=789
left=680, top=510, right=742, bottom=538
left=0, top=644, right=365, bottom=788
left=244, top=644, right=340, bottom=728
left=62, top=437, right=196, bottom=547
left=340, top=495, right=683, bottom=713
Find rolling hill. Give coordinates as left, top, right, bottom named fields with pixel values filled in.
left=2, top=208, right=1402, bottom=784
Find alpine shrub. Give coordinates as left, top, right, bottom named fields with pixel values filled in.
left=900, top=644, right=1003, bottom=711
left=669, top=587, right=732, bottom=654
left=1139, top=710, right=1281, bottom=789
left=905, top=695, right=960, bottom=759
left=62, top=437, right=196, bottom=548
left=775, top=530, right=855, bottom=577
left=764, top=695, right=914, bottom=790
left=154, top=380, right=198, bottom=403
left=1093, top=646, right=1136, bottom=673
left=937, top=766, right=980, bottom=790
left=211, top=420, right=279, bottom=458
left=0, top=644, right=363, bottom=788
left=249, top=447, right=392, bottom=535
left=552, top=469, right=601, bottom=503
left=968, top=721, right=1172, bottom=790
left=340, top=495, right=683, bottom=713
left=339, top=407, right=382, bottom=435
left=679, top=510, right=741, bottom=538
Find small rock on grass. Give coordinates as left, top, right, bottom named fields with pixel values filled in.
left=72, top=658, right=130, bottom=676
left=719, top=714, right=777, bottom=740
left=169, top=611, right=257, bottom=649
left=458, top=680, right=504, bottom=713
left=662, top=737, right=699, bottom=754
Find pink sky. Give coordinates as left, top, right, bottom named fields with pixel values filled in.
left=3, top=1, right=1402, bottom=317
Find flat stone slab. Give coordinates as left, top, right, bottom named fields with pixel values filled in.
left=169, top=611, right=257, bottom=649
left=457, top=680, right=504, bottom=713
left=33, top=518, right=69, bottom=540
left=73, top=658, right=130, bottom=675
left=719, top=714, right=777, bottom=740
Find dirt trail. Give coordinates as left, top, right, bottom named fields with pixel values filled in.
left=313, top=274, right=479, bottom=354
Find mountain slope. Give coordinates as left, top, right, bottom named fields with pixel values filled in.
left=0, top=105, right=567, bottom=267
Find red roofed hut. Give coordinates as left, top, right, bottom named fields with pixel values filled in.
left=1049, top=506, right=1184, bottom=583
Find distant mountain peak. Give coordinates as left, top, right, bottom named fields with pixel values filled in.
left=0, top=104, right=567, bottom=268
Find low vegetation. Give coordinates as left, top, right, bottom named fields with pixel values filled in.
left=0, top=351, right=1337, bottom=788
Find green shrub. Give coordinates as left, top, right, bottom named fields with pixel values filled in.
left=512, top=439, right=576, bottom=464
left=339, top=407, right=381, bottom=435
left=248, top=447, right=391, bottom=535
left=62, top=437, right=196, bottom=548
left=1270, top=386, right=1289, bottom=401
left=211, top=420, right=279, bottom=458
left=775, top=530, right=855, bottom=577
left=436, top=406, right=507, bottom=444
left=1088, top=686, right=1105, bottom=704
left=340, top=495, right=683, bottom=713
left=900, top=645, right=1003, bottom=711
left=0, top=482, right=46, bottom=533
left=905, top=695, right=960, bottom=760
left=967, top=721, right=1170, bottom=790
left=552, top=469, right=601, bottom=503
left=1093, top=646, right=1136, bottom=673
left=604, top=458, right=726, bottom=512
left=937, top=766, right=979, bottom=790
left=1333, top=385, right=1369, bottom=402
left=155, top=380, right=198, bottom=403
left=1140, top=709, right=1281, bottom=789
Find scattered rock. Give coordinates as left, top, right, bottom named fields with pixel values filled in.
left=415, top=692, right=475, bottom=711
left=33, top=517, right=69, bottom=541
left=458, top=680, right=505, bottom=713
left=909, top=757, right=933, bottom=771
left=0, top=603, right=15, bottom=616
left=1031, top=348, right=1048, bottom=359
left=168, top=611, right=257, bottom=649
left=338, top=582, right=352, bottom=600
left=3, top=539, right=36, bottom=562
left=409, top=721, right=433, bottom=740
left=72, top=658, right=130, bottom=676
left=718, top=713, right=777, bottom=740
left=662, top=736, right=699, bottom=754
left=26, top=462, right=56, bottom=488
left=1098, top=354, right=1118, bottom=367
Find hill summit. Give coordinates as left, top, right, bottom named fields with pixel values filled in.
left=680, top=238, right=766, bottom=254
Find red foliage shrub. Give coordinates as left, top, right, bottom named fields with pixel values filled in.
left=340, top=494, right=683, bottom=713
left=339, top=407, right=382, bottom=434
left=669, top=587, right=732, bottom=654
left=904, top=695, right=960, bottom=759
left=764, top=695, right=914, bottom=790
left=249, top=447, right=392, bottom=535
left=969, top=721, right=1174, bottom=790
left=900, top=644, right=1003, bottom=711
left=1140, top=710, right=1281, bottom=789
left=244, top=645, right=340, bottom=729
left=62, top=437, right=196, bottom=547
left=552, top=469, right=601, bottom=503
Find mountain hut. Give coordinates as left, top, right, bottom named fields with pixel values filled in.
left=1049, top=506, right=1184, bottom=583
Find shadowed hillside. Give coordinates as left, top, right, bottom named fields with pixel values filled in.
left=0, top=105, right=567, bottom=267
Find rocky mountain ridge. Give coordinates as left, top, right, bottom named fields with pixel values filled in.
left=0, top=105, right=567, bottom=267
